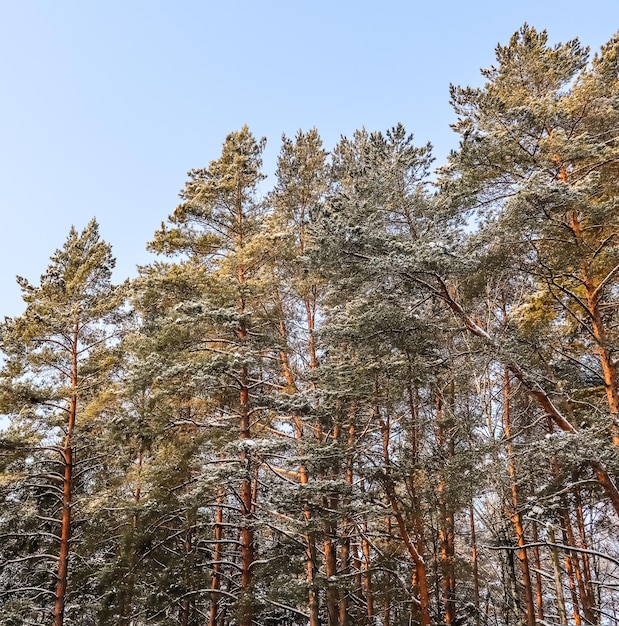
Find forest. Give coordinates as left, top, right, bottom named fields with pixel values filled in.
left=2, top=24, right=619, bottom=626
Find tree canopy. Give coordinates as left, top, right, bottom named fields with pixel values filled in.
left=2, top=25, right=619, bottom=626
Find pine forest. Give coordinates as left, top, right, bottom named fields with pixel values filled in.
left=3, top=25, right=619, bottom=626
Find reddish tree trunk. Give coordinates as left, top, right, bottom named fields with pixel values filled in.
left=239, top=363, right=254, bottom=626
left=339, top=418, right=356, bottom=626
left=361, top=519, right=374, bottom=622
left=431, top=277, right=619, bottom=516
left=209, top=492, right=224, bottom=626
left=575, top=488, right=598, bottom=624
left=436, top=392, right=456, bottom=625
left=503, top=370, right=536, bottom=626
left=531, top=522, right=545, bottom=624
left=470, top=506, right=481, bottom=626
left=52, top=322, right=78, bottom=626
left=560, top=519, right=582, bottom=626
left=380, top=414, right=432, bottom=626
left=568, top=209, right=619, bottom=446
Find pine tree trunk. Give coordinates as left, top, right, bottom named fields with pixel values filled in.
left=238, top=267, right=254, bottom=625
left=500, top=524, right=522, bottom=626
left=568, top=209, right=619, bottom=446
left=304, top=289, right=318, bottom=374
left=384, top=516, right=392, bottom=626
left=301, top=454, right=319, bottom=626
left=236, top=218, right=254, bottom=626
left=436, top=392, right=456, bottom=626
left=361, top=519, right=374, bottom=622
left=434, top=279, right=619, bottom=516
left=324, top=503, right=340, bottom=626
left=120, top=447, right=144, bottom=626
left=209, top=491, right=224, bottom=626
left=353, top=542, right=364, bottom=624
left=275, top=284, right=321, bottom=626
left=317, top=416, right=339, bottom=626
left=470, top=505, right=481, bottom=626
left=531, top=522, right=545, bottom=624
left=548, top=524, right=568, bottom=626
left=303, top=467, right=319, bottom=626
left=239, top=361, right=254, bottom=626
left=339, top=418, right=355, bottom=626
left=503, top=370, right=536, bottom=626
left=52, top=322, right=78, bottom=626
left=575, top=488, right=598, bottom=624
left=560, top=519, right=582, bottom=626
left=382, top=444, right=431, bottom=625
left=339, top=525, right=351, bottom=626
left=301, top=288, right=321, bottom=626
left=401, top=379, right=432, bottom=626
left=564, top=504, right=594, bottom=624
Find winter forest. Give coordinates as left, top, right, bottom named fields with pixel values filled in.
left=3, top=24, right=619, bottom=626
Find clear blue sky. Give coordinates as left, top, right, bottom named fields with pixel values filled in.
left=1, top=1, right=617, bottom=317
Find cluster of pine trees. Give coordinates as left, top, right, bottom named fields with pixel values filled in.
left=2, top=25, right=619, bottom=626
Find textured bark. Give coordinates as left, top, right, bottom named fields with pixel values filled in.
left=339, top=418, right=355, bottom=626
left=239, top=362, right=254, bottom=626
left=238, top=239, right=254, bottom=626
left=436, top=392, right=456, bottom=625
left=575, top=488, right=598, bottom=624
left=384, top=515, right=393, bottom=626
left=381, top=412, right=431, bottom=626
left=568, top=209, right=619, bottom=446
left=324, top=424, right=340, bottom=626
left=209, top=492, right=224, bottom=626
left=503, top=370, right=536, bottom=626
left=52, top=321, right=78, bottom=626
left=361, top=519, right=374, bottom=622
left=560, top=520, right=582, bottom=626
left=531, top=522, right=545, bottom=624
left=427, top=277, right=619, bottom=518
left=548, top=524, right=568, bottom=626
left=470, top=506, right=481, bottom=626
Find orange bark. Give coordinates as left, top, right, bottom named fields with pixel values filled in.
left=503, top=371, right=536, bottom=626
left=209, top=492, right=224, bottom=626
left=430, top=279, right=619, bottom=518
left=568, top=209, right=619, bottom=446
left=239, top=361, right=254, bottom=626
left=560, top=519, right=582, bottom=626
left=531, top=522, right=545, bottom=624
left=380, top=411, right=431, bottom=626
left=470, top=506, right=481, bottom=626
left=52, top=321, right=78, bottom=626
left=575, top=489, right=597, bottom=624
left=436, top=392, right=456, bottom=625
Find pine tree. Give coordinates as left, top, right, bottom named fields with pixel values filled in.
left=145, top=126, right=282, bottom=626
left=267, top=128, right=329, bottom=626
left=443, top=24, right=619, bottom=518
left=0, top=219, right=123, bottom=626
left=314, top=125, right=439, bottom=626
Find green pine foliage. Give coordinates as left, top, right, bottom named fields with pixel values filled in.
left=3, top=26, right=619, bottom=626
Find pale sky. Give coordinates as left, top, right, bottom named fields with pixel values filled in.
left=1, top=1, right=617, bottom=317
